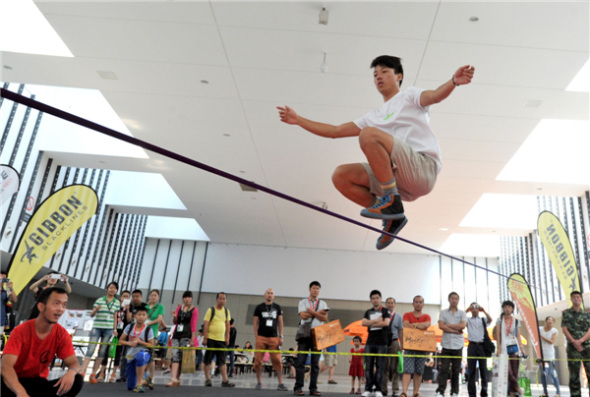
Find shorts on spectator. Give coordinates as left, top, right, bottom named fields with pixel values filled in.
left=204, top=339, right=226, bottom=366
left=403, top=349, right=427, bottom=375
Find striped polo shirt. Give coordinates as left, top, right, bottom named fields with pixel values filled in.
left=93, top=296, right=120, bottom=329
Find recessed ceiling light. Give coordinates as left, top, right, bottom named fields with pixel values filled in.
left=3, top=65, right=12, bottom=70
left=239, top=170, right=246, bottom=174
left=200, top=80, right=209, bottom=84
left=469, top=16, right=479, bottom=22
left=223, top=133, right=230, bottom=137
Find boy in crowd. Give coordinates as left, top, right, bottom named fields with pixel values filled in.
left=120, top=304, right=154, bottom=393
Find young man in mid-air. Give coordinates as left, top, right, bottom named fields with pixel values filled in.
left=278, top=55, right=474, bottom=250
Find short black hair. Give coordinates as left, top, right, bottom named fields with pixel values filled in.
left=309, top=281, right=321, bottom=289
left=30, top=287, right=68, bottom=319
left=135, top=304, right=148, bottom=313
left=149, top=289, right=160, bottom=296
left=353, top=336, right=362, bottom=342
left=502, top=300, right=515, bottom=309
left=386, top=297, right=396, bottom=303
left=107, top=281, right=119, bottom=290
left=448, top=292, right=460, bottom=300
left=121, top=290, right=131, bottom=295
left=216, top=292, right=226, bottom=299
left=132, top=289, right=143, bottom=296
left=183, top=291, right=193, bottom=299
left=370, top=55, right=404, bottom=87
left=571, top=290, right=582, bottom=298
left=370, top=290, right=382, bottom=298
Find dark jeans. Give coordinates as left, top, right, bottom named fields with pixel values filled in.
left=467, top=342, right=488, bottom=397
left=365, top=344, right=387, bottom=392
left=295, top=337, right=320, bottom=392
left=226, top=351, right=235, bottom=375
left=1, top=374, right=84, bottom=397
left=436, top=347, right=463, bottom=395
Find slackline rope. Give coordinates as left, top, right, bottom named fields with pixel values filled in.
left=0, top=88, right=534, bottom=287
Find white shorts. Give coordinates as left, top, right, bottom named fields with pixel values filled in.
left=362, top=136, right=438, bottom=202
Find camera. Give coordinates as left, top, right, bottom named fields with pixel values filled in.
left=1, top=278, right=9, bottom=283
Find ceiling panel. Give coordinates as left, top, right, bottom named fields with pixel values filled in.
left=2, top=1, right=587, bottom=258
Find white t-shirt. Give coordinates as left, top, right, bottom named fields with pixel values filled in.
left=354, top=86, right=442, bottom=172
left=496, top=316, right=518, bottom=346
left=539, top=327, right=558, bottom=360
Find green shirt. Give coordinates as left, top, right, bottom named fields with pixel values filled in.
left=93, top=296, right=121, bottom=329
left=561, top=307, right=590, bottom=348
left=147, top=303, right=165, bottom=337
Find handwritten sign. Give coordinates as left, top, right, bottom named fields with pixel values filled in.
left=312, top=320, right=345, bottom=350
left=402, top=327, right=436, bottom=352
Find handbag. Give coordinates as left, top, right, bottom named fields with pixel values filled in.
left=482, top=319, right=495, bottom=357
left=108, top=336, right=119, bottom=359
left=518, top=364, right=532, bottom=397
left=295, top=321, right=312, bottom=341
left=295, top=299, right=319, bottom=341
left=181, top=349, right=196, bottom=374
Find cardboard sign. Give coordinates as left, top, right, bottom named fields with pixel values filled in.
left=402, top=327, right=436, bottom=352
left=312, top=320, right=345, bottom=350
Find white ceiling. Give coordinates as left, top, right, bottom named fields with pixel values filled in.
left=2, top=1, right=589, bottom=256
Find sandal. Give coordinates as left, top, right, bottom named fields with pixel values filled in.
left=355, top=389, right=362, bottom=395
left=413, top=394, right=420, bottom=397
left=349, top=388, right=355, bottom=394
left=310, top=391, right=322, bottom=396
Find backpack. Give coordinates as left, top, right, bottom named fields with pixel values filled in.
left=209, top=306, right=229, bottom=322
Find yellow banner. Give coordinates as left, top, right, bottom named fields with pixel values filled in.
left=507, top=273, right=542, bottom=360
left=537, top=211, right=582, bottom=307
left=8, top=184, right=98, bottom=295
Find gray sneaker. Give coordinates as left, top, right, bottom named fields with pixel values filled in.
left=277, top=384, right=288, bottom=391
left=255, top=383, right=262, bottom=390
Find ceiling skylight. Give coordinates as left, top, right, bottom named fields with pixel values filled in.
left=566, top=58, right=590, bottom=92
left=460, top=193, right=538, bottom=230
left=0, top=0, right=73, bottom=57
left=441, top=234, right=500, bottom=257
left=497, top=119, right=590, bottom=185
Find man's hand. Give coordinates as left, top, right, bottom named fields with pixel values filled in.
left=54, top=370, right=76, bottom=396
left=453, top=65, right=475, bottom=86
left=225, top=336, right=230, bottom=346
left=7, top=281, right=14, bottom=289
left=277, top=106, right=299, bottom=125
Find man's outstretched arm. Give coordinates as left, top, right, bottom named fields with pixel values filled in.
left=277, top=105, right=360, bottom=138
left=420, top=65, right=475, bottom=108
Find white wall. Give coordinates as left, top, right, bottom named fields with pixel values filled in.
left=203, top=243, right=444, bottom=304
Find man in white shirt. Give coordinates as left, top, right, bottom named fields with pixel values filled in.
left=465, top=302, right=492, bottom=397
left=436, top=292, right=467, bottom=397
left=278, top=55, right=474, bottom=250
left=294, top=281, right=329, bottom=397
